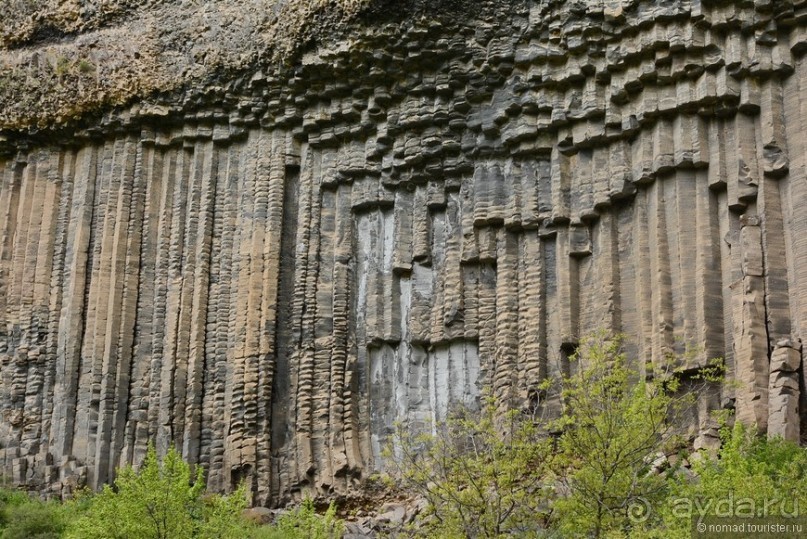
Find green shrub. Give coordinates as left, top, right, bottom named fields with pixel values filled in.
left=1, top=451, right=344, bottom=539
left=548, top=334, right=692, bottom=538
left=0, top=487, right=72, bottom=539
left=66, top=445, right=249, bottom=539
left=0, top=487, right=30, bottom=528
left=386, top=332, right=717, bottom=538
left=247, top=499, right=343, bottom=539
left=646, top=421, right=807, bottom=538
left=387, top=397, right=554, bottom=537
left=2, top=500, right=69, bottom=539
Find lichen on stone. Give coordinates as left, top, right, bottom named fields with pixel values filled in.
left=0, top=0, right=374, bottom=130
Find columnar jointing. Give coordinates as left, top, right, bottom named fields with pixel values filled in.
left=1, top=0, right=806, bottom=505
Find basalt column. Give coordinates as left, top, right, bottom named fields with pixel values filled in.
left=1, top=0, right=807, bottom=504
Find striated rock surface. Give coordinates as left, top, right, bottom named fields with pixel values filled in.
left=0, top=0, right=806, bottom=505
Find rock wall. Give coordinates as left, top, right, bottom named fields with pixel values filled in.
left=1, top=0, right=806, bottom=505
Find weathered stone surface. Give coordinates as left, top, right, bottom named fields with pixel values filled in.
left=0, top=0, right=806, bottom=505
left=768, top=341, right=802, bottom=441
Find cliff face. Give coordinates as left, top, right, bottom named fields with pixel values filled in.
left=0, top=0, right=806, bottom=505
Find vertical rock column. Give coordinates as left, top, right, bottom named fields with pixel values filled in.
left=767, top=340, right=801, bottom=441
left=222, top=130, right=286, bottom=501
left=50, top=147, right=96, bottom=489
left=734, top=214, right=769, bottom=433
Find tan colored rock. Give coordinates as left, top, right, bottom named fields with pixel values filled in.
left=768, top=342, right=802, bottom=441
left=0, top=0, right=806, bottom=505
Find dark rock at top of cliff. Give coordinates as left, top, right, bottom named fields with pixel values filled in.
left=0, top=0, right=498, bottom=132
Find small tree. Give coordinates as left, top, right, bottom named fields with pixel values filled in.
left=67, top=445, right=249, bottom=539
left=0, top=487, right=32, bottom=530
left=384, top=332, right=726, bottom=538
left=387, top=398, right=554, bottom=538
left=548, top=334, right=714, bottom=538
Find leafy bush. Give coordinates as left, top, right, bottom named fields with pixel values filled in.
left=385, top=333, right=725, bottom=538
left=66, top=445, right=249, bottom=539
left=548, top=334, right=691, bottom=538
left=0, top=488, right=71, bottom=539
left=0, top=487, right=30, bottom=528
left=247, top=499, right=344, bottom=539
left=1, top=449, right=345, bottom=539
left=647, top=421, right=807, bottom=538
left=1, top=500, right=70, bottom=539
left=388, top=399, right=553, bottom=537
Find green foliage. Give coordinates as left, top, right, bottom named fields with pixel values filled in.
left=1, top=451, right=345, bottom=539
left=0, top=487, right=30, bottom=528
left=247, top=499, right=343, bottom=539
left=0, top=488, right=71, bottom=539
left=647, top=421, right=807, bottom=538
left=1, top=333, right=804, bottom=539
left=0, top=452, right=345, bottom=539
left=1, top=500, right=69, bottom=539
left=385, top=332, right=722, bottom=538
left=548, top=334, right=688, bottom=538
left=77, top=60, right=95, bottom=74
left=198, top=484, right=253, bottom=539
left=387, top=398, right=554, bottom=538
left=66, top=445, right=248, bottom=539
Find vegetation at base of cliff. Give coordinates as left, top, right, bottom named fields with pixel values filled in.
left=549, top=335, right=691, bottom=538
left=388, top=397, right=554, bottom=536
left=639, top=422, right=807, bottom=539
left=1, top=334, right=805, bottom=538
left=247, top=499, right=344, bottom=539
left=0, top=487, right=73, bottom=539
left=386, top=333, right=807, bottom=538
left=64, top=445, right=250, bottom=539
left=0, top=445, right=345, bottom=539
